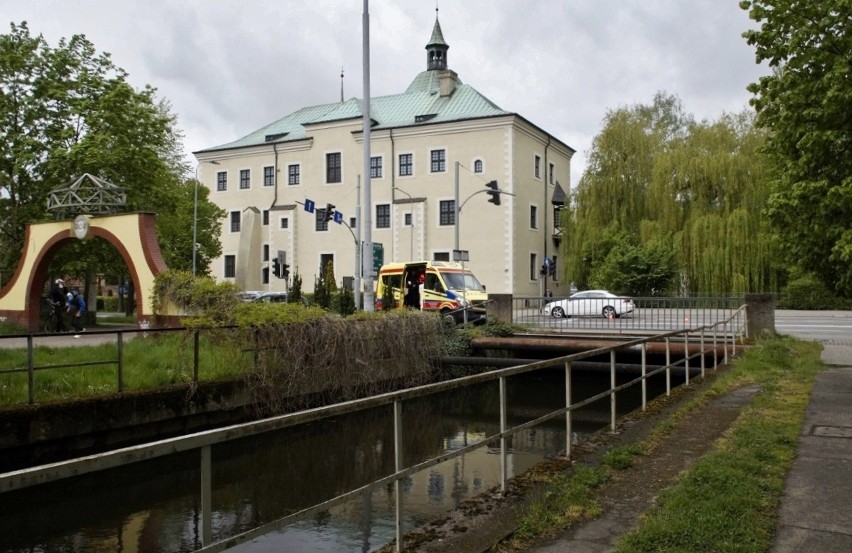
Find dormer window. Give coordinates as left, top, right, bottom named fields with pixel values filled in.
left=415, top=114, right=437, bottom=123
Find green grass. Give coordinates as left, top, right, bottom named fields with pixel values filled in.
left=501, top=335, right=821, bottom=552
left=0, top=331, right=252, bottom=406
left=613, top=336, right=820, bottom=553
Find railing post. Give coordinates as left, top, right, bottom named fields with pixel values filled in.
left=700, top=328, right=706, bottom=378
left=684, top=331, right=690, bottom=386
left=564, top=361, right=572, bottom=458
left=394, top=400, right=404, bottom=552
left=732, top=314, right=738, bottom=356
left=499, top=376, right=508, bottom=492
left=665, top=336, right=671, bottom=396
left=27, top=334, right=34, bottom=405
left=641, top=342, right=647, bottom=411
left=724, top=320, right=729, bottom=365
left=201, top=444, right=212, bottom=546
left=713, top=325, right=718, bottom=370
left=610, top=350, right=616, bottom=433
left=117, top=331, right=124, bottom=393
left=193, top=329, right=200, bottom=383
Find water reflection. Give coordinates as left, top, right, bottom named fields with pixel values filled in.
left=1, top=368, right=671, bottom=552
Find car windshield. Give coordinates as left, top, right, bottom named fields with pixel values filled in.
left=442, top=271, right=485, bottom=292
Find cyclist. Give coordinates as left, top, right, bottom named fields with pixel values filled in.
left=49, top=279, right=67, bottom=333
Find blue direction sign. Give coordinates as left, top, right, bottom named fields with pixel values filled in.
left=304, top=199, right=315, bottom=213
left=333, top=211, right=343, bottom=224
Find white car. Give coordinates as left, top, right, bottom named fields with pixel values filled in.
left=543, top=290, right=635, bottom=319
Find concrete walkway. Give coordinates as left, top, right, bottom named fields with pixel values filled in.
left=770, top=344, right=852, bottom=552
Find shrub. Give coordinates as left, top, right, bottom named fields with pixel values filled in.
left=777, top=275, right=850, bottom=310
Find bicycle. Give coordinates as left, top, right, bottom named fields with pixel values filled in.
left=41, top=299, right=62, bottom=333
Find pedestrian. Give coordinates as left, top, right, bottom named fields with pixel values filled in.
left=49, top=279, right=67, bottom=333
left=69, top=289, right=87, bottom=338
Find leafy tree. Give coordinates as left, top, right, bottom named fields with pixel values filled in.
left=289, top=270, right=303, bottom=304
left=0, top=22, right=221, bottom=285
left=740, top=0, right=852, bottom=296
left=589, top=235, right=678, bottom=296
left=564, top=93, right=783, bottom=295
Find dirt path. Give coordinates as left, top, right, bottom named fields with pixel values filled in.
left=385, top=369, right=759, bottom=553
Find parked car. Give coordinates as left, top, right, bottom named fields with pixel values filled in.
left=238, top=291, right=264, bottom=302
left=543, top=290, right=635, bottom=319
left=251, top=292, right=288, bottom=303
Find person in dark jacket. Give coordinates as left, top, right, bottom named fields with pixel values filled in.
left=69, top=289, right=86, bottom=337
left=49, top=279, right=67, bottom=332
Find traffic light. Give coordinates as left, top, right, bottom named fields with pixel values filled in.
left=282, top=262, right=290, bottom=280
left=548, top=257, right=557, bottom=277
left=272, top=258, right=281, bottom=278
left=540, top=264, right=547, bottom=277
left=485, top=180, right=500, bottom=205
left=324, top=203, right=336, bottom=222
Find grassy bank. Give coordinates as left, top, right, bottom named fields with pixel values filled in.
left=0, top=332, right=251, bottom=406
left=503, top=335, right=822, bottom=552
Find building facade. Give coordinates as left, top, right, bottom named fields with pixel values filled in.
left=195, top=15, right=574, bottom=300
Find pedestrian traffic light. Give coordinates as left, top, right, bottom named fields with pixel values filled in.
left=272, top=258, right=281, bottom=278
left=324, top=203, right=336, bottom=222
left=485, top=180, right=500, bottom=205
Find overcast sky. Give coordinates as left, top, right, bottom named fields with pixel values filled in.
left=3, top=0, right=767, bottom=187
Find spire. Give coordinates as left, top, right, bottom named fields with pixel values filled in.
left=425, top=8, right=449, bottom=71
left=340, top=67, right=344, bottom=102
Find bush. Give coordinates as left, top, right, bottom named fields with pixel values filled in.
left=777, top=276, right=851, bottom=310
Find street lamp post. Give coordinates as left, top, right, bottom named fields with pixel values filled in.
left=193, top=160, right=219, bottom=276
left=393, top=187, right=415, bottom=259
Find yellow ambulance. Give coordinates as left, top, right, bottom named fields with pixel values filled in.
left=374, top=261, right=488, bottom=323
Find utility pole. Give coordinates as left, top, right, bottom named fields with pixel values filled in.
left=362, top=0, right=374, bottom=311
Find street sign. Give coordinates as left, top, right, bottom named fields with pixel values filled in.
left=304, top=199, right=315, bottom=213
left=333, top=211, right=343, bottom=224
left=373, top=243, right=384, bottom=274
left=452, top=249, right=469, bottom=262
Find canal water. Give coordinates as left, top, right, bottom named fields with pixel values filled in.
left=1, top=366, right=677, bottom=552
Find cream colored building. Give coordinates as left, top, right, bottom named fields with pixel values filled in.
left=195, top=15, right=573, bottom=300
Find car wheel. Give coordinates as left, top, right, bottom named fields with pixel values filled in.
left=552, top=306, right=565, bottom=318
left=602, top=305, right=617, bottom=319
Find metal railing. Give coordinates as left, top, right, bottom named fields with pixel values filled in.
left=0, top=305, right=748, bottom=552
left=513, top=295, right=744, bottom=332
left=0, top=326, right=209, bottom=405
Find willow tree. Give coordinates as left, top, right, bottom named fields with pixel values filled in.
left=563, top=93, right=782, bottom=296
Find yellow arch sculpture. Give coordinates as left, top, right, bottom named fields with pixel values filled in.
left=0, top=213, right=167, bottom=332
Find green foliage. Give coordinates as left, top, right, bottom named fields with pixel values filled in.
left=615, top=335, right=822, bottom=553
left=741, top=0, right=852, bottom=296
left=289, top=269, right=303, bottom=304
left=777, top=274, right=852, bottom=310
left=588, top=234, right=677, bottom=296
left=565, top=93, right=782, bottom=295
left=0, top=21, right=221, bottom=283
left=313, top=264, right=333, bottom=309
left=513, top=465, right=608, bottom=542
left=152, top=270, right=238, bottom=323
left=337, top=285, right=355, bottom=316
left=602, top=444, right=643, bottom=470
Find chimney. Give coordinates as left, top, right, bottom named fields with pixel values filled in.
left=438, top=69, right=458, bottom=97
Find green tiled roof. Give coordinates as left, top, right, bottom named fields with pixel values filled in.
left=197, top=72, right=510, bottom=153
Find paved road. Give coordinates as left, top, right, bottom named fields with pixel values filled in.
left=775, top=309, right=852, bottom=345
left=0, top=325, right=143, bottom=349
